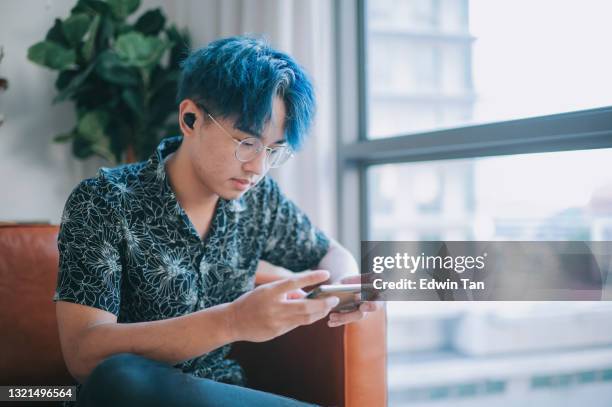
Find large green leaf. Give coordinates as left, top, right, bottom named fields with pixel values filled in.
left=72, top=136, right=95, bottom=159
left=165, top=25, right=190, bottom=69
left=53, top=62, right=96, bottom=103
left=81, top=14, right=101, bottom=61
left=72, top=134, right=114, bottom=161
left=73, top=111, right=115, bottom=161
left=62, top=13, right=91, bottom=46
left=150, top=68, right=178, bottom=95
left=96, top=17, right=115, bottom=49
left=95, top=50, right=140, bottom=86
left=121, top=88, right=144, bottom=118
left=107, top=0, right=140, bottom=20
left=86, top=0, right=111, bottom=14
left=149, top=71, right=178, bottom=126
left=91, top=136, right=115, bottom=161
left=134, top=8, right=165, bottom=35
left=55, top=70, right=78, bottom=91
left=45, top=18, right=69, bottom=47
left=77, top=110, right=108, bottom=142
left=114, top=32, right=167, bottom=68
left=53, top=130, right=76, bottom=143
left=71, top=0, right=111, bottom=15
left=27, top=41, right=76, bottom=70
left=106, top=119, right=133, bottom=157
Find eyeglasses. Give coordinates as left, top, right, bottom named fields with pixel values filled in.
left=196, top=103, right=294, bottom=169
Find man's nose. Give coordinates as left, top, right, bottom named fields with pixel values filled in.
left=242, top=149, right=269, bottom=176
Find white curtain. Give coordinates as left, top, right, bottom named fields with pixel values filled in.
left=171, top=0, right=338, bottom=239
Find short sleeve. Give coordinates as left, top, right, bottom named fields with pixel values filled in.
left=259, top=177, right=330, bottom=271
left=53, top=179, right=123, bottom=316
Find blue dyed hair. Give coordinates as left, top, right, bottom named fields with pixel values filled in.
left=176, top=36, right=316, bottom=151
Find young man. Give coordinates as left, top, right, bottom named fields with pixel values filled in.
left=53, top=36, right=379, bottom=407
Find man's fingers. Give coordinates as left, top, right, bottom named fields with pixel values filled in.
left=271, top=270, right=330, bottom=295
left=339, top=274, right=361, bottom=284
left=284, top=295, right=339, bottom=314
left=300, top=296, right=341, bottom=326
left=286, top=288, right=307, bottom=300
left=328, top=309, right=365, bottom=326
left=327, top=300, right=383, bottom=327
left=358, top=301, right=381, bottom=312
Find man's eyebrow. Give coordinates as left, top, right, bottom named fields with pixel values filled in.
left=242, top=129, right=261, bottom=138
left=251, top=133, right=287, bottom=146
left=237, top=126, right=286, bottom=145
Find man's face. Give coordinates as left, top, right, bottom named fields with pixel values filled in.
left=181, top=97, right=288, bottom=200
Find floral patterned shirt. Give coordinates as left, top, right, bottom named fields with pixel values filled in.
left=53, top=135, right=330, bottom=405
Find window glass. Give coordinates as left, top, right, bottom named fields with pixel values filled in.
left=366, top=0, right=612, bottom=138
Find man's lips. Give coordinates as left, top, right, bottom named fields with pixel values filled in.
left=231, top=178, right=255, bottom=190
left=231, top=178, right=252, bottom=186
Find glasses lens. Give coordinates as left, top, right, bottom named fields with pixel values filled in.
left=236, top=137, right=262, bottom=161
left=235, top=137, right=293, bottom=168
left=267, top=147, right=293, bottom=168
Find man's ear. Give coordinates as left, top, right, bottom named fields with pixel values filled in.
left=178, top=99, right=201, bottom=136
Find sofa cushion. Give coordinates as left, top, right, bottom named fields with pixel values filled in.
left=0, top=225, right=74, bottom=385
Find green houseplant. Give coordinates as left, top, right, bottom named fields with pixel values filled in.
left=27, top=0, right=190, bottom=163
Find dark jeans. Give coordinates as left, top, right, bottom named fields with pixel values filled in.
left=76, top=353, right=320, bottom=407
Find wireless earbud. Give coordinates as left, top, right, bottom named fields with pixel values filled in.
left=183, top=112, right=196, bottom=129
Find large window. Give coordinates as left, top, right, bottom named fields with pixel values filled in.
left=336, top=1, right=612, bottom=405
left=365, top=0, right=612, bottom=139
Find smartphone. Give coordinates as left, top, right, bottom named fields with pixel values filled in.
left=306, top=283, right=367, bottom=313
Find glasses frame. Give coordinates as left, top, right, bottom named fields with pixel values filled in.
left=195, top=103, right=294, bottom=169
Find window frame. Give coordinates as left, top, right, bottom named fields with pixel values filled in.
left=335, top=0, right=612, bottom=256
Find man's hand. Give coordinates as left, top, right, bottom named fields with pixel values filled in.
left=326, top=274, right=382, bottom=328
left=228, top=270, right=340, bottom=342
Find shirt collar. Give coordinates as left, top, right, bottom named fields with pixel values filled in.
left=153, top=135, right=183, bottom=165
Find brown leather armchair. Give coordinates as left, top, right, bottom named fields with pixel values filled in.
left=0, top=224, right=387, bottom=407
